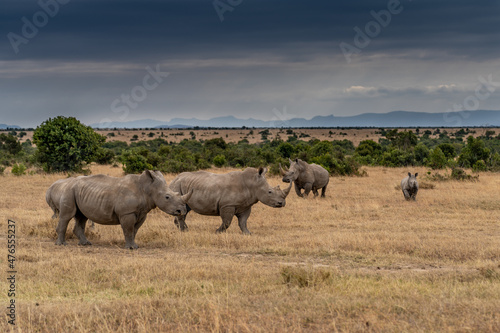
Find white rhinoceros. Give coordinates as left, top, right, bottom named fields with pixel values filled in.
left=49, top=170, right=191, bottom=249
left=169, top=167, right=292, bottom=234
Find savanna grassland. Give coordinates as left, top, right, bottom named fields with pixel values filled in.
left=1, top=164, right=499, bottom=332
left=16, top=127, right=500, bottom=145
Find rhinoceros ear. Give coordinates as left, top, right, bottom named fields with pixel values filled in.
left=415, top=173, right=418, bottom=177
left=144, top=169, right=155, bottom=181
left=258, top=167, right=268, bottom=177
left=408, top=172, right=411, bottom=177
left=143, top=170, right=165, bottom=184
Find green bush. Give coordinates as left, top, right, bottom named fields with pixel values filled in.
left=310, top=141, right=334, bottom=157
left=427, top=147, right=447, bottom=169
left=213, top=155, right=227, bottom=167
left=0, top=133, right=22, bottom=155
left=472, top=160, right=487, bottom=172
left=11, top=163, right=27, bottom=176
left=380, top=148, right=414, bottom=167
left=33, top=116, right=105, bottom=172
left=94, top=148, right=115, bottom=165
left=450, top=168, right=478, bottom=181
left=277, top=142, right=295, bottom=158
left=414, top=143, right=430, bottom=165
left=458, top=136, right=490, bottom=168
left=120, top=151, right=153, bottom=174
left=437, top=143, right=456, bottom=159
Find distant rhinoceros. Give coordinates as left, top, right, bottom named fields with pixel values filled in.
left=169, top=167, right=292, bottom=234
left=401, top=172, right=419, bottom=201
left=50, top=170, right=192, bottom=249
left=280, top=158, right=329, bottom=198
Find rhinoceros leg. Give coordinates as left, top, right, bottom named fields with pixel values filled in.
left=216, top=207, right=235, bottom=233
left=321, top=184, right=327, bottom=198
left=236, top=207, right=252, bottom=235
left=402, top=189, right=411, bottom=201
left=312, top=188, right=319, bottom=197
left=174, top=214, right=189, bottom=231
left=303, top=183, right=313, bottom=197
left=411, top=189, right=418, bottom=201
left=294, top=183, right=303, bottom=197
left=55, top=202, right=76, bottom=246
left=73, top=213, right=92, bottom=246
left=133, top=216, right=148, bottom=239
left=120, top=214, right=139, bottom=249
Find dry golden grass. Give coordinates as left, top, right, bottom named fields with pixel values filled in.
left=14, top=127, right=500, bottom=145
left=1, top=165, right=499, bottom=332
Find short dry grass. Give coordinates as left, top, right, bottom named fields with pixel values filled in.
left=1, top=165, right=499, bottom=332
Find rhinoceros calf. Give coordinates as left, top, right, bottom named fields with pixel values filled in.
left=401, top=172, right=419, bottom=201
left=169, top=167, right=292, bottom=234
left=280, top=158, right=329, bottom=198
left=50, top=170, right=191, bottom=249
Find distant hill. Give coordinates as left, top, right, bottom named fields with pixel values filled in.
left=0, top=124, right=21, bottom=129
left=90, top=110, right=500, bottom=129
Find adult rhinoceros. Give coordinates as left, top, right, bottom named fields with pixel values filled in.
left=49, top=170, right=191, bottom=249
left=169, top=167, right=292, bottom=234
left=280, top=158, right=329, bottom=198
left=46, top=177, right=77, bottom=219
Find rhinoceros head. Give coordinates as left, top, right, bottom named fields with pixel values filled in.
left=255, top=167, right=292, bottom=208
left=407, top=172, right=418, bottom=188
left=141, top=170, right=191, bottom=216
left=280, top=158, right=304, bottom=183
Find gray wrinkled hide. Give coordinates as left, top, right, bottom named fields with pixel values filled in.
left=46, top=177, right=77, bottom=219
left=49, top=170, right=190, bottom=249
left=401, top=172, right=419, bottom=201
left=169, top=167, right=292, bottom=234
left=46, top=177, right=95, bottom=229
left=281, top=158, right=330, bottom=198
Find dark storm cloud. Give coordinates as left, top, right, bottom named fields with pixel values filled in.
left=1, top=0, right=500, bottom=127
left=2, top=0, right=499, bottom=61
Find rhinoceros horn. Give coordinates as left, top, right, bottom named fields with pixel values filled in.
left=181, top=189, right=193, bottom=203
left=279, top=163, right=287, bottom=175
left=283, top=181, right=293, bottom=197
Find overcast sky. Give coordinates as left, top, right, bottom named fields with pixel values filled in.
left=1, top=0, right=500, bottom=127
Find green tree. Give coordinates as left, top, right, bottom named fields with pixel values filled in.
left=0, top=133, right=22, bottom=155
left=120, top=150, right=153, bottom=174
left=437, top=143, right=456, bottom=159
left=427, top=147, right=447, bottom=169
left=277, top=142, right=295, bottom=158
left=413, top=143, right=430, bottom=165
left=33, top=116, right=105, bottom=172
left=213, top=154, right=227, bottom=167
left=458, top=136, right=490, bottom=168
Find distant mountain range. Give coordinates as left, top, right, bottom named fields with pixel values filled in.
left=0, top=124, right=21, bottom=129
left=3, top=110, right=499, bottom=129
left=91, top=110, right=500, bottom=129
